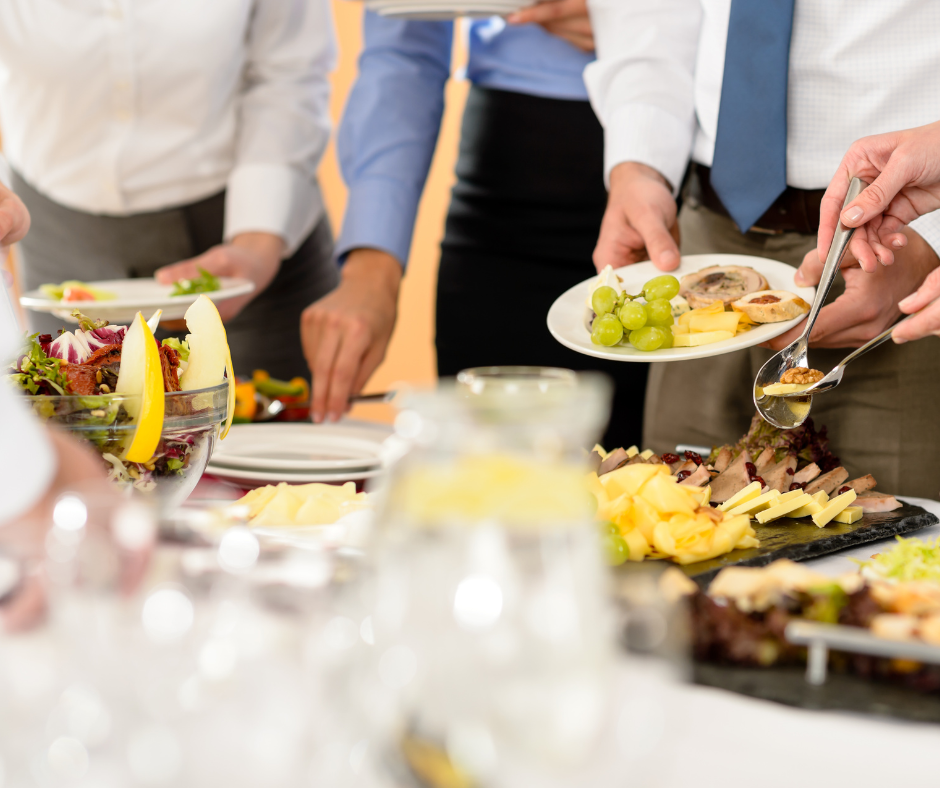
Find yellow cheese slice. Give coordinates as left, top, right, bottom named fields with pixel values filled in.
left=689, top=312, right=742, bottom=334
left=755, top=493, right=814, bottom=524
left=673, top=330, right=735, bottom=348
left=625, top=445, right=639, bottom=458
left=789, top=490, right=829, bottom=518
left=717, top=481, right=762, bottom=512
left=763, top=382, right=813, bottom=397
left=726, top=490, right=781, bottom=517
left=777, top=488, right=808, bottom=504
left=812, top=489, right=857, bottom=528
left=639, top=449, right=654, bottom=460
left=833, top=505, right=863, bottom=524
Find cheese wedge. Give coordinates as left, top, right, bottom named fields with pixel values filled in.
left=833, top=505, right=863, bottom=524
left=625, top=445, right=640, bottom=458
left=640, top=449, right=654, bottom=460
left=717, top=481, right=762, bottom=512
left=777, top=489, right=809, bottom=504
left=788, top=491, right=829, bottom=519
left=726, top=490, right=781, bottom=517
left=673, top=330, right=735, bottom=348
left=812, top=489, right=857, bottom=528
left=755, top=493, right=814, bottom=524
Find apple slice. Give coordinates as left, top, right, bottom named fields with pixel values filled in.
left=115, top=312, right=165, bottom=463
left=179, top=295, right=235, bottom=439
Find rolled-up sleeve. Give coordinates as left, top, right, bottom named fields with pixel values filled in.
left=584, top=0, right=702, bottom=192
left=224, top=0, right=337, bottom=257
left=336, top=13, right=453, bottom=268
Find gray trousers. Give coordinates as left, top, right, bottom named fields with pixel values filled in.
left=13, top=172, right=339, bottom=382
left=644, top=200, right=940, bottom=499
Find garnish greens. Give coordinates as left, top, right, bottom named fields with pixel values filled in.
left=71, top=310, right=110, bottom=332
left=860, top=536, right=940, bottom=583
left=171, top=267, right=220, bottom=297
left=162, top=337, right=190, bottom=361
left=9, top=335, right=68, bottom=394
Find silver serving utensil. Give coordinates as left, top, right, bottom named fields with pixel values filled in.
left=753, top=176, right=866, bottom=429
left=256, top=390, right=397, bottom=421
left=773, top=305, right=929, bottom=399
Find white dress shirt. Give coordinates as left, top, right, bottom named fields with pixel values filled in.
left=0, top=0, right=336, bottom=257
left=584, top=0, right=940, bottom=252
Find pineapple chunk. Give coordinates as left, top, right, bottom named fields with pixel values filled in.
left=717, top=481, right=762, bottom=512
left=755, top=493, right=814, bottom=524
left=812, top=489, right=858, bottom=528
left=833, top=505, right=863, bottom=524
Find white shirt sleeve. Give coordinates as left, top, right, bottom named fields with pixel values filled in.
left=223, top=0, right=338, bottom=257
left=909, top=211, right=940, bottom=261
left=0, top=275, right=56, bottom=526
left=584, top=0, right=703, bottom=191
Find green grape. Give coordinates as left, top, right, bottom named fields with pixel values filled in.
left=628, top=326, right=667, bottom=352
left=618, top=301, right=648, bottom=331
left=603, top=534, right=630, bottom=566
left=643, top=274, right=681, bottom=302
left=598, top=520, right=619, bottom=535
left=591, top=314, right=624, bottom=346
left=591, top=285, right=618, bottom=316
left=645, top=298, right=675, bottom=327
left=658, top=328, right=675, bottom=349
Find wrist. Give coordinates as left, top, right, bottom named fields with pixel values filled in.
left=343, top=248, right=403, bottom=296
left=609, top=161, right=671, bottom=192
left=231, top=232, right=286, bottom=264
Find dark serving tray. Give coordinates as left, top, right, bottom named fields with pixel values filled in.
left=673, top=500, right=937, bottom=586
left=693, top=662, right=940, bottom=724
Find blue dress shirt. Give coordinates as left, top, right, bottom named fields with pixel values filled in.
left=336, top=12, right=594, bottom=267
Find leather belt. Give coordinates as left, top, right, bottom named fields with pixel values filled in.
left=689, top=163, right=825, bottom=236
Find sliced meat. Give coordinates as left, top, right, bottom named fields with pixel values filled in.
left=159, top=345, right=181, bottom=392
left=856, top=491, right=902, bottom=513
left=709, top=449, right=753, bottom=504
left=754, top=447, right=776, bottom=473
left=792, top=463, right=821, bottom=486
left=598, top=448, right=629, bottom=476
left=845, top=474, right=877, bottom=495
left=679, top=464, right=711, bottom=487
left=646, top=453, right=662, bottom=465
left=763, top=455, right=797, bottom=493
left=713, top=446, right=733, bottom=473
left=61, top=364, right=98, bottom=396
left=587, top=450, right=603, bottom=474
left=805, top=466, right=849, bottom=496
left=673, top=459, right=698, bottom=476
left=678, top=265, right=770, bottom=309
left=84, top=343, right=123, bottom=370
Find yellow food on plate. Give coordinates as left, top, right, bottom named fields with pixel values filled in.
left=788, top=490, right=829, bottom=518
left=672, top=301, right=751, bottom=348
left=834, top=505, right=863, bottom=524
left=236, top=481, right=370, bottom=526
left=717, top=481, right=762, bottom=512
left=755, top=492, right=814, bottom=524
left=588, top=463, right=758, bottom=565
left=811, top=489, right=857, bottom=528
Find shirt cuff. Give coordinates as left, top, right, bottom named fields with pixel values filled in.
left=909, top=210, right=940, bottom=260
left=0, top=385, right=57, bottom=526
left=602, top=103, right=695, bottom=195
left=335, top=176, right=421, bottom=268
left=224, top=164, right=325, bottom=258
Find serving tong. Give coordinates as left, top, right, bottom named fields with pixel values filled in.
left=753, top=177, right=866, bottom=429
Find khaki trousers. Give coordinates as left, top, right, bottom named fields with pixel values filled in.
left=643, top=202, right=940, bottom=498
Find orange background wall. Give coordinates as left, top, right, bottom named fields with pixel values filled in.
left=2, top=1, right=468, bottom=420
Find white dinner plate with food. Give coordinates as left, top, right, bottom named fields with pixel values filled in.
left=208, top=421, right=392, bottom=472
left=20, top=276, right=255, bottom=324
left=547, top=254, right=816, bottom=363
left=204, top=463, right=384, bottom=486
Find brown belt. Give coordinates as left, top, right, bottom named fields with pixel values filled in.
left=689, top=163, right=825, bottom=236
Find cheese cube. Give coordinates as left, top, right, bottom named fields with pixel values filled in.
left=789, top=490, right=829, bottom=518
left=726, top=490, right=781, bottom=517
left=640, top=449, right=654, bottom=460
left=755, top=493, right=814, bottom=524
left=673, top=330, right=735, bottom=348
left=625, top=446, right=639, bottom=458
left=833, top=505, right=863, bottom=524
left=812, top=489, right=858, bottom=528
left=717, top=481, right=762, bottom=512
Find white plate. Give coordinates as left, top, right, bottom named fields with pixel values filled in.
left=204, top=463, right=384, bottom=486
left=547, top=254, right=816, bottom=363
left=20, top=277, right=255, bottom=324
left=208, top=422, right=391, bottom=472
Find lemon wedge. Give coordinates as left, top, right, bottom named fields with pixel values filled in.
left=179, top=295, right=236, bottom=439
left=116, top=311, right=165, bottom=463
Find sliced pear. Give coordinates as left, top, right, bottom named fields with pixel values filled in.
left=179, top=295, right=235, bottom=439
left=116, top=312, right=165, bottom=463
left=146, top=308, right=163, bottom=333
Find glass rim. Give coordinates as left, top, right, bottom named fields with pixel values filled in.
left=23, top=380, right=229, bottom=403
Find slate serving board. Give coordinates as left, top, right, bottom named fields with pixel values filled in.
left=693, top=662, right=940, bottom=724
left=667, top=500, right=937, bottom=587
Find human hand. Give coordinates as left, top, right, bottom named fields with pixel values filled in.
left=818, top=121, right=940, bottom=273
left=892, top=265, right=940, bottom=344
left=507, top=0, right=594, bottom=52
left=301, top=248, right=401, bottom=423
left=155, top=232, right=285, bottom=324
left=767, top=228, right=940, bottom=350
left=592, top=162, right=680, bottom=273
left=0, top=182, right=30, bottom=259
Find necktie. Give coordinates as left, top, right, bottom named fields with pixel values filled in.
left=710, top=0, right=796, bottom=233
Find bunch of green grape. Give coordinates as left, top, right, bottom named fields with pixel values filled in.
left=590, top=274, right=681, bottom=352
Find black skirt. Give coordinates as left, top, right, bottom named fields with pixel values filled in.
left=436, top=85, right=649, bottom=448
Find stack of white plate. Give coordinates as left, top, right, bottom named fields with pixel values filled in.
left=362, top=0, right=528, bottom=20
left=205, top=421, right=392, bottom=488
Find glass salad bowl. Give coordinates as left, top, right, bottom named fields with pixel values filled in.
left=27, top=382, right=228, bottom=508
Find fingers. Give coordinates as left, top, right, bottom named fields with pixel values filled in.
left=0, top=192, right=30, bottom=247
left=304, top=307, right=339, bottom=424
left=794, top=248, right=823, bottom=287
left=631, top=207, right=679, bottom=271
left=893, top=297, right=940, bottom=343
left=507, top=0, right=584, bottom=24
left=325, top=321, right=372, bottom=421
left=840, top=165, right=909, bottom=228
left=154, top=247, right=229, bottom=285
left=898, top=265, right=940, bottom=315
left=592, top=204, right=646, bottom=271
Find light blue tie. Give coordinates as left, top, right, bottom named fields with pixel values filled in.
left=710, top=0, right=796, bottom=233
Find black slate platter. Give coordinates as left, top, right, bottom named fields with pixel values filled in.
left=693, top=662, right=940, bottom=724
left=652, top=500, right=936, bottom=587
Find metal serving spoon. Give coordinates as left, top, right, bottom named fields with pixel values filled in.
left=753, top=177, right=866, bottom=429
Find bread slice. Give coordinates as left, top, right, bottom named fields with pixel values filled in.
left=732, top=290, right=810, bottom=323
